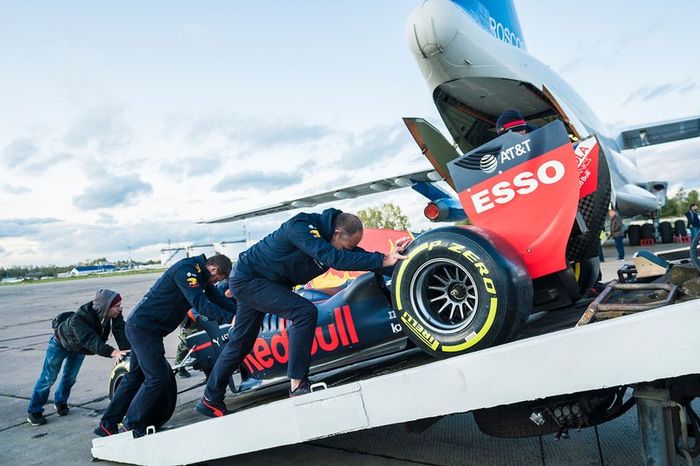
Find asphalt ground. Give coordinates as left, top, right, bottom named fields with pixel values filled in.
left=0, top=240, right=698, bottom=465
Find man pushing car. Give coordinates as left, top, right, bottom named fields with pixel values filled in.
left=95, top=254, right=236, bottom=437
left=196, top=208, right=410, bottom=417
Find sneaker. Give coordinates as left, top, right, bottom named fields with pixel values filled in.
left=195, top=397, right=231, bottom=418
left=94, top=422, right=118, bottom=437
left=54, top=403, right=69, bottom=416
left=118, top=422, right=145, bottom=438
left=289, top=378, right=312, bottom=398
left=176, top=367, right=191, bottom=378
left=27, top=412, right=47, bottom=426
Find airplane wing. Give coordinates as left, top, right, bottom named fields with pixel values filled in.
left=620, top=115, right=700, bottom=150
left=201, top=169, right=443, bottom=224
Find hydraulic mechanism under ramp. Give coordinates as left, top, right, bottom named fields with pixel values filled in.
left=92, top=300, right=700, bottom=465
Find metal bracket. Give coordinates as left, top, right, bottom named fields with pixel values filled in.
left=576, top=280, right=677, bottom=326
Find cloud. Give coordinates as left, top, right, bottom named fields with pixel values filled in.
left=64, top=106, right=133, bottom=153
left=1, top=183, right=31, bottom=195
left=629, top=139, right=700, bottom=194
left=0, top=136, right=74, bottom=174
left=0, top=216, right=247, bottom=266
left=186, top=112, right=332, bottom=148
left=22, top=151, right=75, bottom=174
left=622, top=80, right=698, bottom=105
left=251, top=121, right=330, bottom=147
left=0, top=218, right=61, bottom=238
left=73, top=174, right=153, bottom=209
left=160, top=152, right=223, bottom=178
left=338, top=124, right=410, bottom=168
left=97, top=212, right=118, bottom=225
left=1, top=137, right=40, bottom=170
left=213, top=170, right=301, bottom=193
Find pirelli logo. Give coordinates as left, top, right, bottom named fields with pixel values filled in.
left=401, top=312, right=439, bottom=351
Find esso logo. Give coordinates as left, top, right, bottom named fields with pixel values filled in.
left=470, top=160, right=566, bottom=214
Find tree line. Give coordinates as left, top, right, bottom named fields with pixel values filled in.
left=659, top=188, right=699, bottom=218
left=1, top=258, right=160, bottom=280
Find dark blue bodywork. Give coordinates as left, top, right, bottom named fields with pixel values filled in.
left=185, top=272, right=407, bottom=392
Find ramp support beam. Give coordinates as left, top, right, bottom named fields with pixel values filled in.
left=634, top=386, right=677, bottom=465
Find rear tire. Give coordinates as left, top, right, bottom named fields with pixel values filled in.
left=392, top=227, right=532, bottom=358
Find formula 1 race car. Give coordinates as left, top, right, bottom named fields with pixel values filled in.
left=108, top=271, right=409, bottom=429
left=108, top=121, right=611, bottom=429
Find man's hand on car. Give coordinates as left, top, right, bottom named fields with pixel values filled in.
left=111, top=349, right=129, bottom=361
left=382, top=236, right=412, bottom=267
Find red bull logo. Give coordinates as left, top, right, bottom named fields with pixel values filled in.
left=242, top=305, right=359, bottom=374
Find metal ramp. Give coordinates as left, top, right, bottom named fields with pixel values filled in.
left=92, top=300, right=700, bottom=465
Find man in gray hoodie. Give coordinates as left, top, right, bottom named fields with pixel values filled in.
left=27, top=289, right=130, bottom=426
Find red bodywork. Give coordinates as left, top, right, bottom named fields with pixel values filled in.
left=450, top=121, right=595, bottom=279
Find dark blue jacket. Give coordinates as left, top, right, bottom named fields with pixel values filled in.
left=128, top=255, right=236, bottom=336
left=236, top=208, right=384, bottom=287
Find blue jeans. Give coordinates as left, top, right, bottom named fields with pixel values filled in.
left=614, top=236, right=625, bottom=260
left=28, top=336, right=85, bottom=414
left=690, top=227, right=699, bottom=241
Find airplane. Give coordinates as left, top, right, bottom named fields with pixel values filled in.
left=201, top=0, right=700, bottom=313
left=202, top=0, right=699, bottom=227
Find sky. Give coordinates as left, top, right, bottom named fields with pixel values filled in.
left=1, top=0, right=698, bottom=267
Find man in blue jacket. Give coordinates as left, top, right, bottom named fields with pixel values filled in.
left=95, top=254, right=236, bottom=437
left=196, top=208, right=410, bottom=417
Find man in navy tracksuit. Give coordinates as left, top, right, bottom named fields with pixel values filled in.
left=196, top=208, right=410, bottom=417
left=95, top=254, right=236, bottom=437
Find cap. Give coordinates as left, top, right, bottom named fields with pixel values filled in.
left=110, top=294, right=122, bottom=308
left=496, top=108, right=526, bottom=135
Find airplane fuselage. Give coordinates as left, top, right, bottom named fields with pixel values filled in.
left=406, top=0, right=661, bottom=217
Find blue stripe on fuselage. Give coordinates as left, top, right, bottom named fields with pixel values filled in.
left=450, top=0, right=526, bottom=50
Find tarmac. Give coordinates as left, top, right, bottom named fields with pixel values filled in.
left=0, top=239, right=697, bottom=465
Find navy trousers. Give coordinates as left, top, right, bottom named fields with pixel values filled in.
left=101, top=323, right=171, bottom=430
left=204, top=274, right=318, bottom=403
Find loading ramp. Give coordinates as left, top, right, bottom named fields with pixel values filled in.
left=92, top=299, right=700, bottom=465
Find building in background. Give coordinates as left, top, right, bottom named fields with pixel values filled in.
left=69, top=265, right=116, bottom=277
left=159, top=238, right=247, bottom=267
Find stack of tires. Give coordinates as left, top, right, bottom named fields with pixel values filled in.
left=641, top=223, right=655, bottom=243
left=675, top=220, right=688, bottom=238
left=658, top=221, right=673, bottom=243
left=627, top=225, right=641, bottom=246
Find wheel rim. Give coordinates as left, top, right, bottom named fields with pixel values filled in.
left=409, top=258, right=479, bottom=333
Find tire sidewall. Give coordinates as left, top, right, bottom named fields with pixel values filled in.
left=393, top=228, right=527, bottom=357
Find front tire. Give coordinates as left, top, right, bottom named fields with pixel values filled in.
left=107, top=356, right=177, bottom=429
left=392, top=227, right=532, bottom=358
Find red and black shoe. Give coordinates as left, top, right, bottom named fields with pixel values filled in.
left=93, top=422, right=118, bottom=437
left=195, top=397, right=231, bottom=418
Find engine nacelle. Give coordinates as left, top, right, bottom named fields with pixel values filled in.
left=424, top=198, right=466, bottom=222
